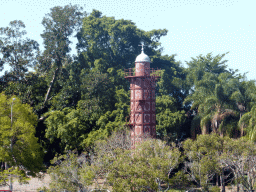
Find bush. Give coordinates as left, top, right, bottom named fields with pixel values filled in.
left=209, top=186, right=220, bottom=192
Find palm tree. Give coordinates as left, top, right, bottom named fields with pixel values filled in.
left=231, top=80, right=256, bottom=136
left=199, top=85, right=238, bottom=137
left=185, top=73, right=239, bottom=137
left=238, top=105, right=256, bottom=141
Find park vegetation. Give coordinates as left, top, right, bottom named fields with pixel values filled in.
left=1, top=3, right=256, bottom=192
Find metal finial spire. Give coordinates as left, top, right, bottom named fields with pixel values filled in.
left=139, top=44, right=145, bottom=53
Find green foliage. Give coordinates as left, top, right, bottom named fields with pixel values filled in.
left=80, top=70, right=115, bottom=113
left=0, top=166, right=30, bottom=186
left=169, top=170, right=192, bottom=189
left=37, top=4, right=85, bottom=73
left=184, top=71, right=240, bottom=136
left=232, top=80, right=256, bottom=112
left=0, top=20, right=46, bottom=109
left=46, top=130, right=182, bottom=191
left=156, top=95, right=186, bottom=138
left=44, top=73, right=129, bottom=149
left=77, top=9, right=167, bottom=72
left=94, top=138, right=181, bottom=192
left=1, top=73, right=48, bottom=112
left=0, top=92, right=45, bottom=185
left=44, top=107, right=92, bottom=151
left=182, top=134, right=226, bottom=190
left=35, top=4, right=86, bottom=112
left=95, top=88, right=130, bottom=131
left=46, top=150, right=93, bottom=192
left=3, top=6, right=256, bottom=190
left=152, top=55, right=188, bottom=109
left=220, top=137, right=256, bottom=191
left=39, top=8, right=187, bottom=155
left=183, top=134, right=256, bottom=191
left=76, top=9, right=169, bottom=94
left=0, top=20, right=40, bottom=80
left=209, top=186, right=220, bottom=192
left=238, top=104, right=256, bottom=141
left=185, top=52, right=235, bottom=86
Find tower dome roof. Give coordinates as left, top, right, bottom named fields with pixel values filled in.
left=135, top=46, right=151, bottom=63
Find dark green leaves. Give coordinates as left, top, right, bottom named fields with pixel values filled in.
left=38, top=4, right=86, bottom=72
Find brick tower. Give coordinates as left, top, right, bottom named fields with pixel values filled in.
left=124, top=45, right=161, bottom=148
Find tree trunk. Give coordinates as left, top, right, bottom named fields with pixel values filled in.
left=216, top=174, right=219, bottom=186
left=220, top=172, right=225, bottom=192
left=202, top=125, right=209, bottom=135
left=41, top=67, right=59, bottom=111
left=241, top=122, right=244, bottom=137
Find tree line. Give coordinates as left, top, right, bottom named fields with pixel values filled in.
left=37, top=132, right=256, bottom=192
left=1, top=3, right=256, bottom=191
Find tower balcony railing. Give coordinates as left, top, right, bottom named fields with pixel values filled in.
left=124, top=68, right=162, bottom=78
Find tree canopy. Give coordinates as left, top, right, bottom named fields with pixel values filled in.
left=0, top=92, right=45, bottom=186
left=1, top=4, right=256, bottom=191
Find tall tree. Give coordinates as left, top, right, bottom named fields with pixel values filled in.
left=75, top=10, right=190, bottom=143
left=44, top=70, right=116, bottom=151
left=231, top=80, right=256, bottom=136
left=185, top=52, right=237, bottom=88
left=185, top=72, right=240, bottom=137
left=0, top=92, right=45, bottom=186
left=36, top=4, right=86, bottom=115
left=0, top=20, right=39, bottom=81
left=184, top=52, right=245, bottom=137
left=76, top=9, right=168, bottom=89
left=0, top=21, right=49, bottom=113
left=183, top=134, right=226, bottom=191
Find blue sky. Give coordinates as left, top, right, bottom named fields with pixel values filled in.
left=0, top=0, right=255, bottom=80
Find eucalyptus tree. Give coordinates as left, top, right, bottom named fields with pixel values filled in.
left=36, top=4, right=86, bottom=115
left=0, top=20, right=40, bottom=81
left=0, top=20, right=41, bottom=104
